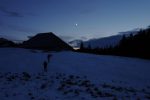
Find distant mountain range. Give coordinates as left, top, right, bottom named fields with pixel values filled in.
left=68, top=29, right=140, bottom=49
left=118, top=28, right=140, bottom=35
left=0, top=28, right=141, bottom=49
left=68, top=39, right=83, bottom=48
left=0, top=32, right=73, bottom=51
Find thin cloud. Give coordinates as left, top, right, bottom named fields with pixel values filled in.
left=0, top=20, right=39, bottom=34
left=0, top=6, right=23, bottom=17
left=59, top=35, right=75, bottom=42
left=6, top=24, right=39, bottom=33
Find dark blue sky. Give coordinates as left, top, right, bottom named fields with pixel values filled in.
left=0, top=0, right=150, bottom=41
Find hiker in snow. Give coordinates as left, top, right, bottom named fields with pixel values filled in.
left=43, top=61, right=48, bottom=72
left=47, top=54, right=52, bottom=62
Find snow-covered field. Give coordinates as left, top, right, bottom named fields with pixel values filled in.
left=0, top=48, right=150, bottom=100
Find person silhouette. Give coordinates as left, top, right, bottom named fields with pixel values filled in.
left=43, top=61, right=48, bottom=72
left=47, top=54, right=52, bottom=62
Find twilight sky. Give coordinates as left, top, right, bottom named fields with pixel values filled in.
left=0, top=0, right=150, bottom=42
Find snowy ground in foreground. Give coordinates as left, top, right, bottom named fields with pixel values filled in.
left=0, top=48, right=150, bottom=100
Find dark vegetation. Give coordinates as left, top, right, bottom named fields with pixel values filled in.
left=77, top=27, right=150, bottom=59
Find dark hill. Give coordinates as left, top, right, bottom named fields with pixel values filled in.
left=0, top=38, right=15, bottom=47
left=22, top=32, right=73, bottom=51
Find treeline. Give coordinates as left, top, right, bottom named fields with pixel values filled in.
left=77, top=27, right=150, bottom=59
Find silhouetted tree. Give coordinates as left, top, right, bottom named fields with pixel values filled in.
left=80, top=42, right=84, bottom=50
left=76, top=26, right=150, bottom=59
left=88, top=44, right=91, bottom=50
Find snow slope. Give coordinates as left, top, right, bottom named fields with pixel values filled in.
left=83, top=35, right=122, bottom=48
left=68, top=35, right=122, bottom=49
left=68, top=39, right=82, bottom=48
left=70, top=29, right=140, bottom=49
left=0, top=48, right=150, bottom=100
left=0, top=48, right=47, bottom=73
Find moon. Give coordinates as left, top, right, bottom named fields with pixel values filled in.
left=75, top=23, right=78, bottom=27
